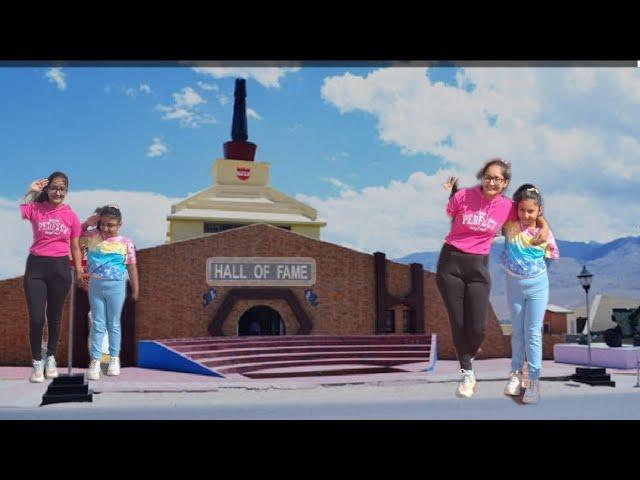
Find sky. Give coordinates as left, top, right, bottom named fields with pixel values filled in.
left=1, top=64, right=639, bottom=280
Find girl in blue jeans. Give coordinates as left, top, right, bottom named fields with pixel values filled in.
left=81, top=205, right=139, bottom=380
left=502, top=184, right=559, bottom=404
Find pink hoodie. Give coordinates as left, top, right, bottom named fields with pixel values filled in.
left=20, top=202, right=81, bottom=257
left=444, top=186, right=517, bottom=255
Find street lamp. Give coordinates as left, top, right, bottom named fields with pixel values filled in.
left=571, top=266, right=615, bottom=387
left=577, top=265, right=594, bottom=368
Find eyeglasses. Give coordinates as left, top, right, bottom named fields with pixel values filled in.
left=48, top=186, right=67, bottom=193
left=482, top=175, right=505, bottom=185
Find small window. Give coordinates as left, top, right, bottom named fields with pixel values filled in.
left=385, top=310, right=395, bottom=333
left=204, top=223, right=244, bottom=234
left=402, top=310, right=413, bottom=333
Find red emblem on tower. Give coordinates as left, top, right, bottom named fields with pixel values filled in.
left=236, top=167, right=251, bottom=181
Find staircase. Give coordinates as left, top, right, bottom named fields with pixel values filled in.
left=137, top=335, right=437, bottom=379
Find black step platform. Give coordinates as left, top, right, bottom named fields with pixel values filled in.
left=41, top=373, right=94, bottom=406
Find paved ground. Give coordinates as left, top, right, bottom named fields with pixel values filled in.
left=1, top=359, right=638, bottom=419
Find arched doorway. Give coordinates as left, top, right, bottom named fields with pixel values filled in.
left=238, top=305, right=286, bottom=336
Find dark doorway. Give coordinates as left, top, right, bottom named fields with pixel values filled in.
left=238, top=306, right=285, bottom=336
left=402, top=308, right=416, bottom=333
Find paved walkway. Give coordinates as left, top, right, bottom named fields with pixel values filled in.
left=1, top=359, right=638, bottom=419
left=0, top=358, right=586, bottom=392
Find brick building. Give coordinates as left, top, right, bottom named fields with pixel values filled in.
left=0, top=223, right=512, bottom=366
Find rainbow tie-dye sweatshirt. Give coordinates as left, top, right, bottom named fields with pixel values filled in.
left=85, top=231, right=137, bottom=281
left=502, top=221, right=559, bottom=278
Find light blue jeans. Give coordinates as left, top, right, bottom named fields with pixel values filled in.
left=88, top=278, right=126, bottom=361
left=506, top=272, right=549, bottom=380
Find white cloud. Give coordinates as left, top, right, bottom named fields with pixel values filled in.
left=325, top=152, right=350, bottom=162
left=192, top=67, right=301, bottom=88
left=564, top=68, right=597, bottom=94
left=0, top=191, right=182, bottom=281
left=173, top=87, right=204, bottom=107
left=197, top=81, right=219, bottom=91
left=320, top=67, right=640, bottom=243
left=297, top=170, right=459, bottom=258
left=542, top=192, right=640, bottom=244
left=147, top=137, right=168, bottom=158
left=247, top=108, right=262, bottom=120
left=217, top=94, right=229, bottom=106
left=45, top=68, right=67, bottom=90
left=320, top=177, right=352, bottom=190
left=156, top=87, right=216, bottom=128
left=124, top=83, right=152, bottom=98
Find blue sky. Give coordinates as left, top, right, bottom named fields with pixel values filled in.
left=1, top=66, right=446, bottom=199
left=2, top=64, right=639, bottom=279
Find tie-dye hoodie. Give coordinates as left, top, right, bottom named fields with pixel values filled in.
left=85, top=230, right=136, bottom=281
left=502, top=220, right=560, bottom=278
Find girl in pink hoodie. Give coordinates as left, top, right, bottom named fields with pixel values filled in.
left=20, top=172, right=83, bottom=383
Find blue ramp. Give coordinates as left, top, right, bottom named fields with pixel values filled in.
left=137, top=341, right=224, bottom=378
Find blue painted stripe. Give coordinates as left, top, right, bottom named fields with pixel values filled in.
left=424, top=334, right=438, bottom=372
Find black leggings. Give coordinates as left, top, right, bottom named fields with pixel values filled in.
left=435, top=243, right=491, bottom=370
left=23, top=255, right=72, bottom=360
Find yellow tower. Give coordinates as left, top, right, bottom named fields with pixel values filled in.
left=166, top=79, right=326, bottom=243
left=166, top=158, right=326, bottom=242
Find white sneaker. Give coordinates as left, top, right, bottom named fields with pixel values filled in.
left=522, top=380, right=540, bottom=404
left=44, top=355, right=59, bottom=379
left=29, top=359, right=45, bottom=383
left=456, top=369, right=476, bottom=398
left=504, top=371, right=522, bottom=396
left=107, top=357, right=120, bottom=376
left=87, top=359, right=101, bottom=381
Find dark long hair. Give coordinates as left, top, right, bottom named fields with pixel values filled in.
left=97, top=205, right=122, bottom=223
left=34, top=171, right=69, bottom=203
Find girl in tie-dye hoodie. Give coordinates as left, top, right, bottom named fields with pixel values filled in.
left=81, top=205, right=139, bottom=381
left=502, top=184, right=559, bottom=404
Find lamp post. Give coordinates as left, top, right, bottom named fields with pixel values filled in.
left=571, top=266, right=615, bottom=387
left=577, top=265, right=593, bottom=368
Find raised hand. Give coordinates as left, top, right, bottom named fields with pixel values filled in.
left=83, top=214, right=100, bottom=228
left=28, top=178, right=49, bottom=194
left=442, top=176, right=458, bottom=191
